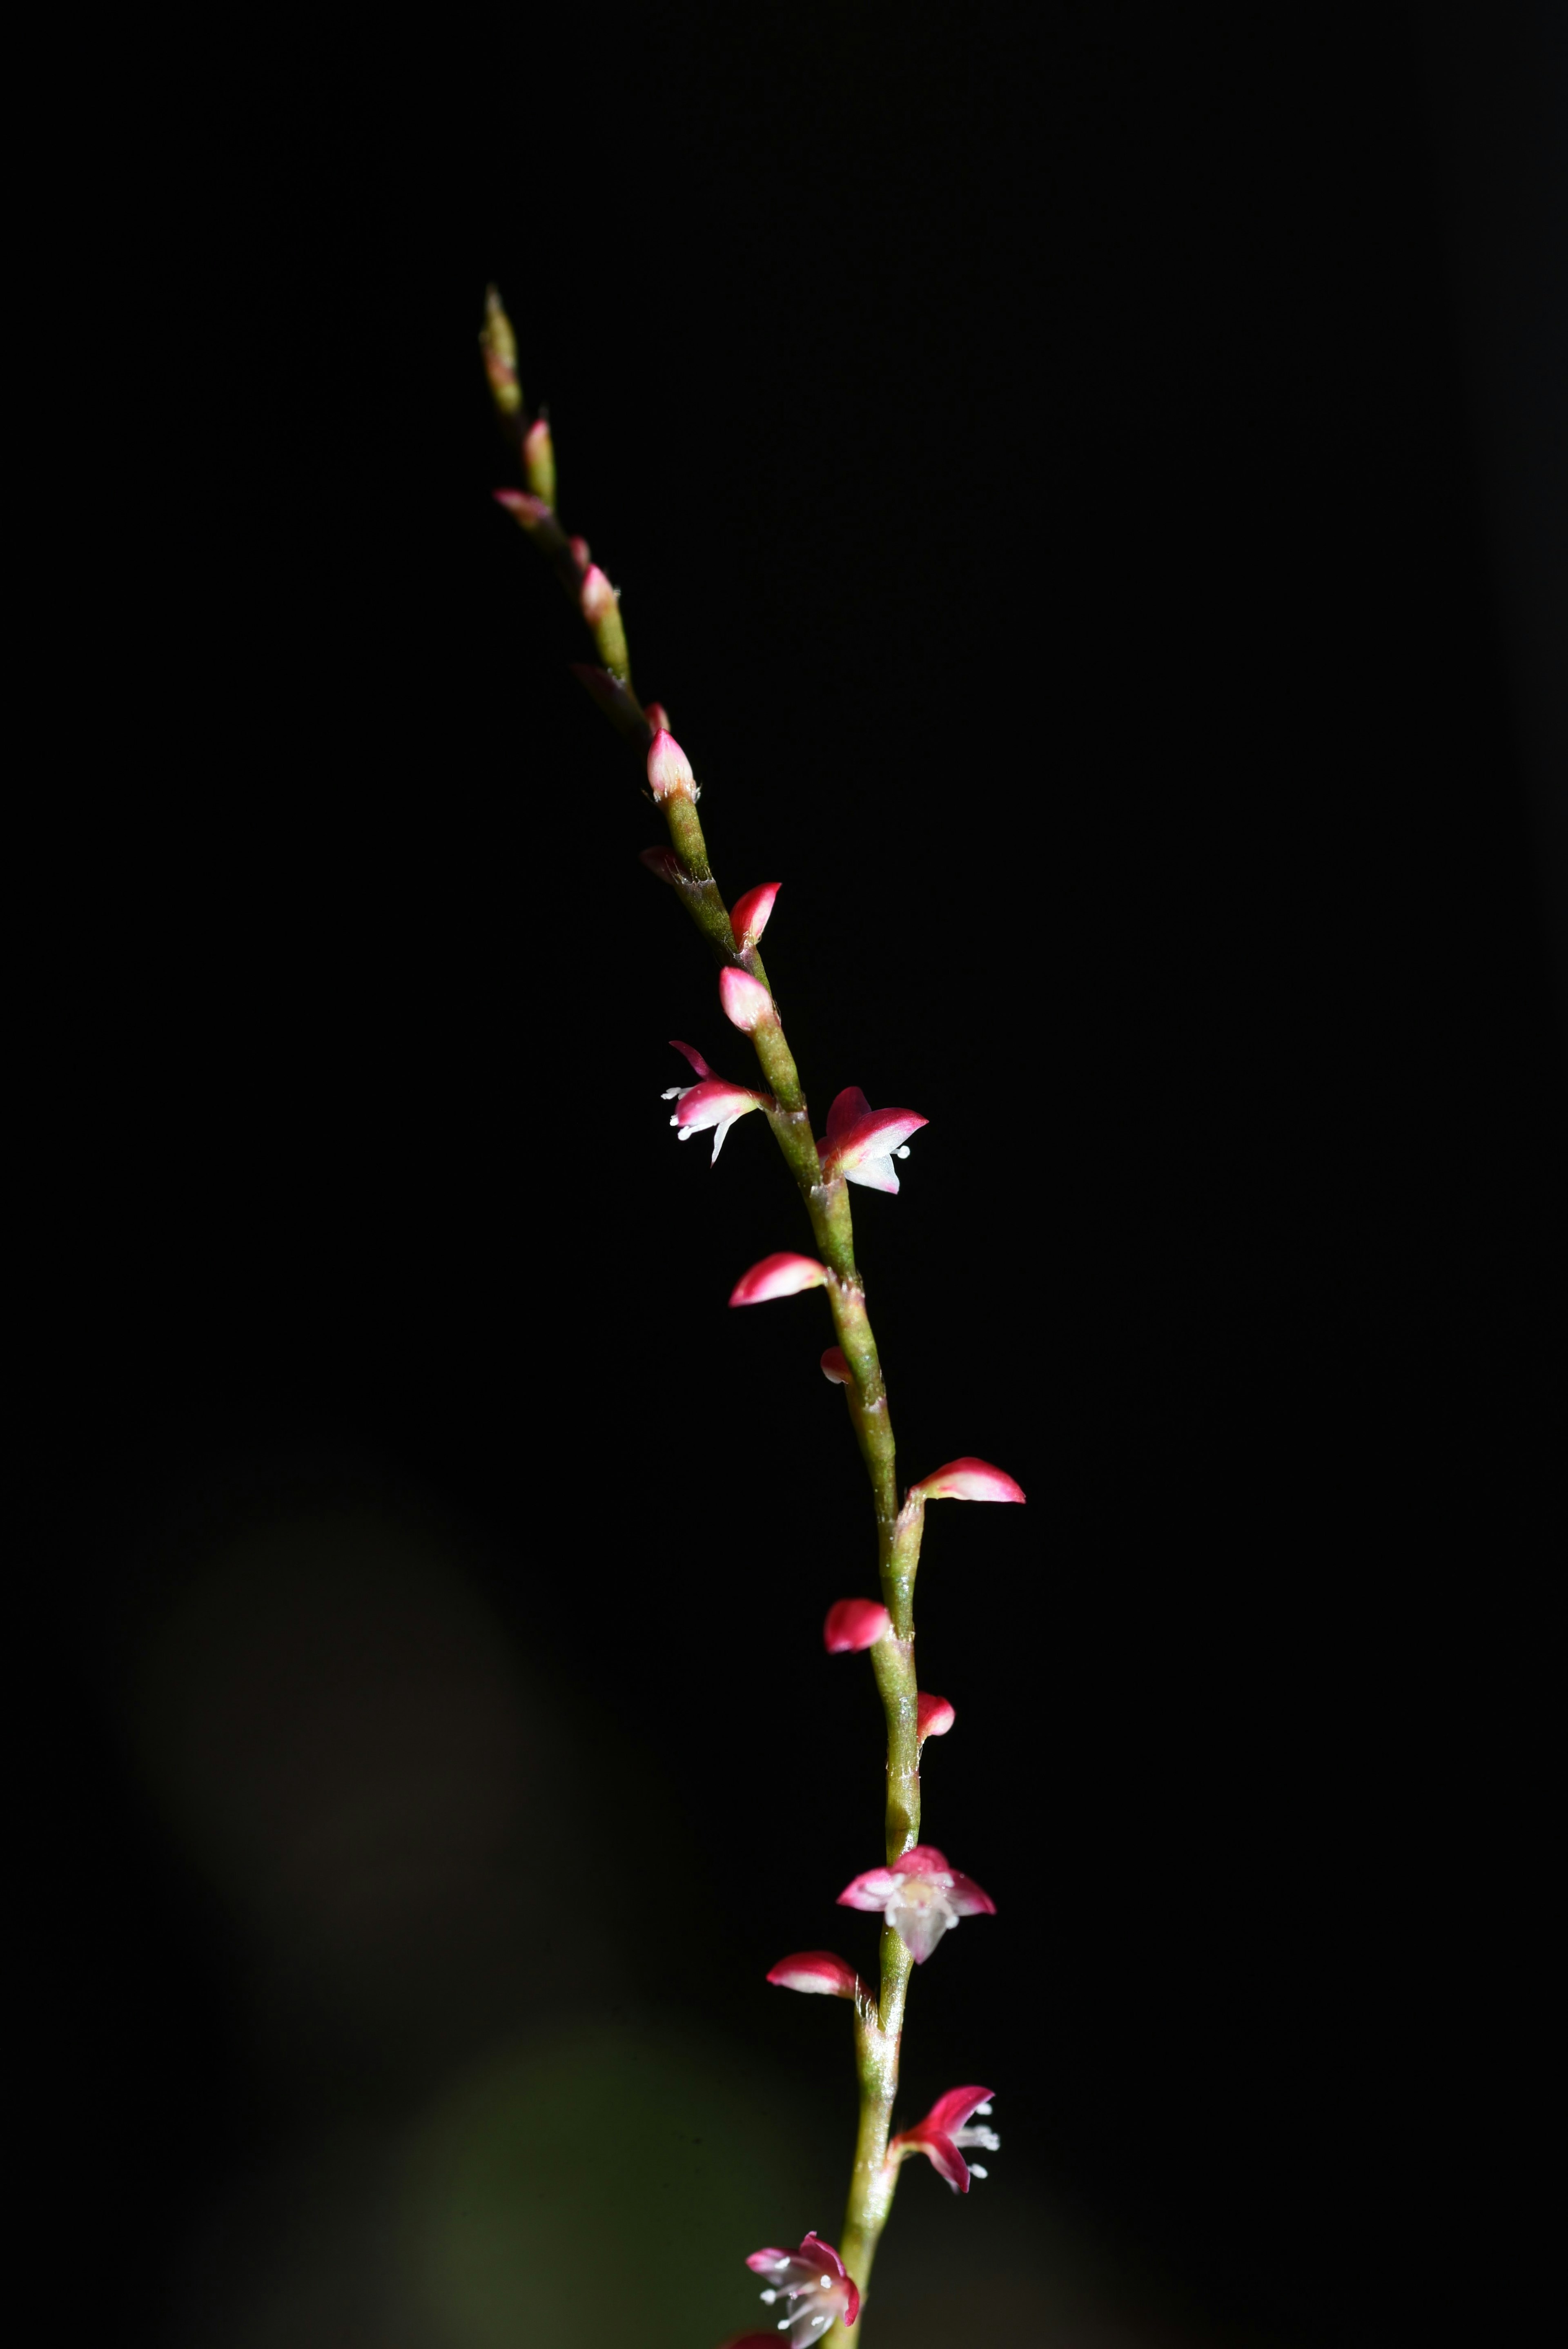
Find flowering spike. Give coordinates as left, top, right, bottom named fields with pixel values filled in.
left=522, top=415, right=557, bottom=508
left=730, top=882, right=781, bottom=949
left=837, top=1843, right=996, bottom=1964
left=820, top=1346, right=851, bottom=1384
left=916, top=1691, right=956, bottom=1741
left=744, top=2235, right=859, bottom=2342
left=639, top=846, right=686, bottom=887
left=719, top=966, right=774, bottom=1032
left=819, top=1101, right=928, bottom=1193
left=479, top=285, right=521, bottom=415
left=766, top=1950, right=866, bottom=1999
left=647, top=728, right=697, bottom=803
left=729, top=1253, right=828, bottom=1307
left=824, top=1598, right=891, bottom=1653
left=889, top=2087, right=999, bottom=2195
left=908, top=1457, right=1026, bottom=1504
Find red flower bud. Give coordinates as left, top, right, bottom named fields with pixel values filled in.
left=908, top=1458, right=1026, bottom=1504
left=823, top=1598, right=891, bottom=1653
left=729, top=1253, right=828, bottom=1307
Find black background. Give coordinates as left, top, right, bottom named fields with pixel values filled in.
left=27, top=4, right=1564, bottom=2345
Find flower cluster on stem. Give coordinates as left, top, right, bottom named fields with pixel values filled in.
left=480, top=288, right=1025, bottom=2342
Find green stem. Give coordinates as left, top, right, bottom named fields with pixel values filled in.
left=493, top=392, right=932, bottom=2331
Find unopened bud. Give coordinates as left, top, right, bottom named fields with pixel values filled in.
left=479, top=285, right=521, bottom=415
left=917, top=1691, right=956, bottom=1741
left=766, top=1951, right=866, bottom=1999
left=638, top=847, right=686, bottom=887
left=824, top=1598, right=891, bottom=1653
left=908, top=1457, right=1026, bottom=1504
left=647, top=728, right=696, bottom=802
left=579, top=564, right=630, bottom=681
left=522, top=416, right=557, bottom=509
left=642, top=701, right=672, bottom=733
left=729, top=1252, right=828, bottom=1307
left=569, top=534, right=591, bottom=571
left=719, top=966, right=773, bottom=1032
left=820, top=1347, right=851, bottom=1384
left=730, top=882, right=780, bottom=950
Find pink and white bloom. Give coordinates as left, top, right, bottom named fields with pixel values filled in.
left=745, top=2235, right=859, bottom=2345
left=719, top=965, right=775, bottom=1032
left=729, top=1252, right=829, bottom=1307
left=662, top=1041, right=769, bottom=1163
left=820, top=1347, right=851, bottom=1384
left=889, top=2087, right=999, bottom=2194
left=647, top=727, right=696, bottom=802
left=823, top=1598, right=890, bottom=1653
left=818, top=1087, right=928, bottom=1194
left=730, top=882, right=780, bottom=950
left=765, top=1950, right=867, bottom=2000
left=837, top=1843, right=996, bottom=1964
left=908, top=1458, right=1026, bottom=1504
left=916, top=1691, right=956, bottom=1742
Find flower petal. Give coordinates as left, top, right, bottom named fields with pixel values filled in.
left=719, top=966, right=775, bottom=1031
left=890, top=1901, right=955, bottom=1964
left=668, top=1039, right=715, bottom=1080
left=908, top=1457, right=1026, bottom=1504
left=729, top=1253, right=828, bottom=1306
left=731, top=882, right=780, bottom=948
left=893, top=2124, right=972, bottom=2193
left=820, top=1347, right=851, bottom=1384
left=923, top=2085, right=996, bottom=2137
left=823, top=1598, right=891, bottom=1653
left=668, top=1078, right=761, bottom=1132
left=916, top=1691, right=956, bottom=1741
left=890, top=1843, right=952, bottom=1878
left=844, top=1153, right=900, bottom=1194
left=822, top=1108, right=927, bottom=1181
left=766, top=1951, right=865, bottom=1998
left=836, top=1867, right=901, bottom=1911
left=944, top=1872, right=997, bottom=1917
left=825, top=1086, right=872, bottom=1147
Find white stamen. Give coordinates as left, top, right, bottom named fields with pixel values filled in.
left=969, top=2162, right=989, bottom=2178
left=759, top=2289, right=778, bottom=2303
left=976, top=2102, right=992, bottom=2115
left=895, top=1145, right=910, bottom=1157
left=661, top=1087, right=682, bottom=1100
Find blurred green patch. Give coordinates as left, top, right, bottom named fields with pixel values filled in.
left=410, top=2017, right=828, bottom=2349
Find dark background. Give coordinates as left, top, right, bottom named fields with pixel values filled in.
left=28, top=4, right=1563, bottom=2345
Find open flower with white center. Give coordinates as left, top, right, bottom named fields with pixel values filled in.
left=662, top=1041, right=771, bottom=1163
left=888, top=2086, right=1000, bottom=2194
left=817, top=1086, right=928, bottom=1195
left=744, top=2233, right=859, bottom=2344
left=837, top=1842, right=996, bottom=1963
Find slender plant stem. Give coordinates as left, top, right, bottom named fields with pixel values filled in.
left=483, top=304, right=929, bottom=2327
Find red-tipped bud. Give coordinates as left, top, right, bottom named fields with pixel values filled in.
left=729, top=1253, right=828, bottom=1307
left=642, top=701, right=672, bottom=733
left=765, top=1950, right=866, bottom=1999
left=479, top=286, right=521, bottom=415
left=824, top=1598, right=891, bottom=1653
left=492, top=487, right=551, bottom=527
left=908, top=1458, right=1026, bottom=1504
left=730, top=882, right=780, bottom=949
left=638, top=847, right=686, bottom=887
left=719, top=966, right=774, bottom=1032
left=647, top=728, right=696, bottom=802
left=522, top=416, right=556, bottom=508
left=917, top=1691, right=956, bottom=1741
left=568, top=533, right=591, bottom=570
left=820, top=1347, right=851, bottom=1384
left=580, top=564, right=617, bottom=624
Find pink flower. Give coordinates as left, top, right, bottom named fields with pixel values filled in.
left=837, top=1843, right=996, bottom=1964
left=662, top=1041, right=769, bottom=1163
left=889, top=2086, right=999, bottom=2194
left=745, top=2235, right=859, bottom=2344
left=916, top=1691, right=956, bottom=1742
left=730, top=1252, right=829, bottom=1307
left=823, top=1598, right=891, bottom=1653
left=765, top=1950, right=868, bottom=2000
left=730, top=882, right=780, bottom=949
left=647, top=727, right=696, bottom=802
left=818, top=1087, right=928, bottom=1195
left=820, top=1347, right=851, bottom=1384
left=908, top=1458, right=1026, bottom=1504
left=719, top=965, right=775, bottom=1032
